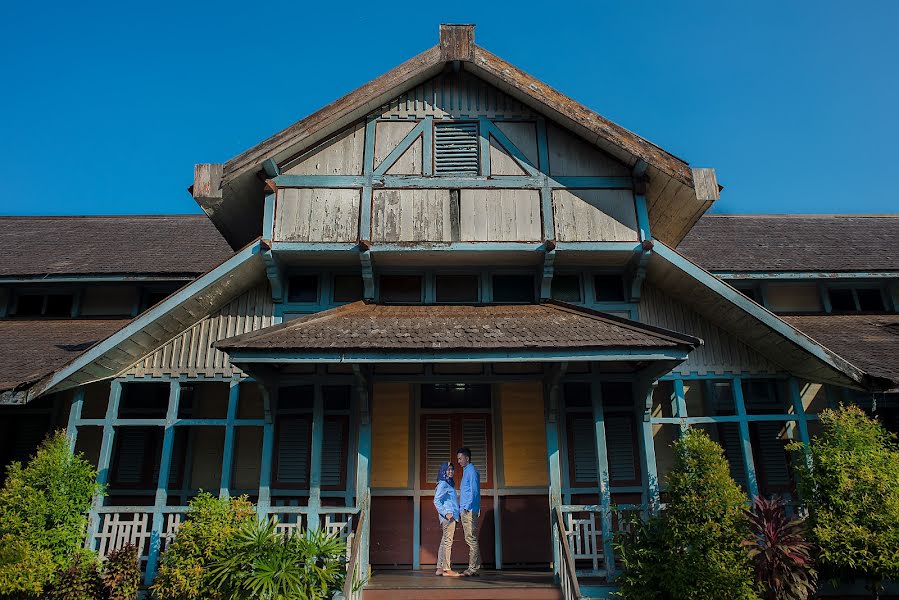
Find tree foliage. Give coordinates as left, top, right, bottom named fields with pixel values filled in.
left=614, top=428, right=758, bottom=600
left=0, top=430, right=102, bottom=598
left=790, top=404, right=899, bottom=591
left=743, top=496, right=816, bottom=600
left=150, top=493, right=256, bottom=600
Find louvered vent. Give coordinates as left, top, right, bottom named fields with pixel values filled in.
left=605, top=416, right=637, bottom=483
left=462, top=418, right=488, bottom=480
left=717, top=424, right=747, bottom=487
left=571, top=418, right=598, bottom=483
left=113, top=428, right=151, bottom=484
left=434, top=121, right=479, bottom=174
left=425, top=418, right=452, bottom=483
left=321, top=419, right=344, bottom=487
left=277, top=418, right=310, bottom=484
left=755, top=423, right=791, bottom=490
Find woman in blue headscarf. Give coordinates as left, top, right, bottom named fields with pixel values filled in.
left=433, top=462, right=461, bottom=576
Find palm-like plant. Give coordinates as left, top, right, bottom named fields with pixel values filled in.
left=207, top=517, right=346, bottom=600
left=743, top=496, right=817, bottom=600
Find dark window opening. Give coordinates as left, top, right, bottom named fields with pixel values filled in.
left=278, top=385, right=314, bottom=412
left=551, top=275, right=582, bottom=303
left=436, top=275, right=479, bottom=303
left=492, top=274, right=535, bottom=303
left=420, top=384, right=491, bottom=409
left=13, top=294, right=44, bottom=316
left=828, top=288, right=855, bottom=312
left=12, top=293, right=74, bottom=317
left=333, top=276, right=364, bottom=302
left=380, top=275, right=423, bottom=303
left=44, top=295, right=73, bottom=317
left=118, top=383, right=170, bottom=419
left=601, top=382, right=633, bottom=408
left=322, top=385, right=352, bottom=410
left=857, top=288, right=886, bottom=312
left=735, top=285, right=760, bottom=303
left=287, top=275, right=319, bottom=303
left=564, top=382, right=592, bottom=408
left=594, top=275, right=625, bottom=302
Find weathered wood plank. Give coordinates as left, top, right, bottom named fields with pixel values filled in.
left=552, top=189, right=638, bottom=242
left=274, top=188, right=360, bottom=242
left=371, top=189, right=453, bottom=242
left=281, top=122, right=365, bottom=176
left=459, top=189, right=540, bottom=241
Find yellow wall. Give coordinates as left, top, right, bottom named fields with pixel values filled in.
left=500, top=382, right=548, bottom=487
left=371, top=383, right=410, bottom=488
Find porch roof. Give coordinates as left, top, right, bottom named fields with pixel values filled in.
left=214, top=301, right=701, bottom=362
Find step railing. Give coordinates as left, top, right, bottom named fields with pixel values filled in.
left=554, top=505, right=584, bottom=600
left=342, top=494, right=368, bottom=600
left=558, top=503, right=652, bottom=578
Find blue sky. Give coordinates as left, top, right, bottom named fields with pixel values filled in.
left=1, top=1, right=896, bottom=216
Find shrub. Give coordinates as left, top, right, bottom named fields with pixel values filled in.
left=207, top=518, right=347, bottom=600
left=743, top=496, right=816, bottom=600
left=614, top=428, right=758, bottom=600
left=150, top=493, right=256, bottom=600
left=0, top=430, right=103, bottom=597
left=102, top=544, right=140, bottom=600
left=790, top=404, right=899, bottom=593
left=46, top=553, right=104, bottom=600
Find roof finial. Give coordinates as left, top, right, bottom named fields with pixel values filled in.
left=439, top=24, right=475, bottom=62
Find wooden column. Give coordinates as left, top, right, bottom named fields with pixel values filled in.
left=637, top=380, right=660, bottom=509
left=307, top=384, right=325, bottom=531
left=66, top=387, right=85, bottom=452
left=732, top=377, right=759, bottom=499
left=353, top=366, right=372, bottom=581
left=144, top=381, right=180, bottom=586
left=545, top=364, right=566, bottom=580
left=219, top=381, right=240, bottom=498
left=257, top=384, right=276, bottom=520
left=86, top=380, right=122, bottom=549
left=591, top=376, right=615, bottom=577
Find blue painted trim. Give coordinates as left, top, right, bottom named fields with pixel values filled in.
left=262, top=193, right=276, bottom=240
left=478, top=117, right=492, bottom=177
left=634, top=194, right=650, bottom=242
left=362, top=117, right=376, bottom=178
left=732, top=377, right=760, bottom=499
left=651, top=414, right=803, bottom=424
left=714, top=271, right=899, bottom=280
left=422, top=116, right=434, bottom=176
left=638, top=384, right=660, bottom=508
left=360, top=250, right=374, bottom=300
left=145, top=381, right=180, bottom=585
left=219, top=381, right=240, bottom=497
left=480, top=118, right=541, bottom=177
left=788, top=378, right=811, bottom=447
left=672, top=379, right=687, bottom=419
left=540, top=249, right=555, bottom=300
left=0, top=275, right=197, bottom=284
left=553, top=241, right=642, bottom=253
left=67, top=387, right=84, bottom=452
left=370, top=241, right=543, bottom=253
left=261, top=248, right=284, bottom=303
left=307, top=385, right=324, bottom=531
left=272, top=174, right=633, bottom=190
left=227, top=348, right=692, bottom=364
left=591, top=377, right=615, bottom=577
left=372, top=119, right=428, bottom=176
left=653, top=243, right=868, bottom=388
left=262, top=158, right=280, bottom=177
left=87, top=380, right=122, bottom=550
left=257, top=386, right=275, bottom=519
left=659, top=371, right=788, bottom=380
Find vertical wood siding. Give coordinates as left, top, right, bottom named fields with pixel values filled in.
left=281, top=122, right=365, bottom=175
left=553, top=189, right=639, bottom=241
left=370, top=383, right=410, bottom=489
left=371, top=189, right=454, bottom=242
left=274, top=188, right=360, bottom=242
left=490, top=121, right=539, bottom=175
left=499, top=382, right=548, bottom=487
left=640, top=284, right=780, bottom=375
left=123, top=285, right=275, bottom=379
left=547, top=123, right=630, bottom=176
left=374, top=121, right=422, bottom=175
left=460, top=189, right=541, bottom=241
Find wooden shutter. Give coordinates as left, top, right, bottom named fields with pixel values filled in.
left=605, top=415, right=638, bottom=484
left=717, top=423, right=747, bottom=488
left=424, top=417, right=452, bottom=484
left=275, top=417, right=310, bottom=486
left=462, top=417, right=489, bottom=480
left=570, top=417, right=598, bottom=484
left=12, top=416, right=50, bottom=463
left=112, top=427, right=154, bottom=485
left=435, top=122, right=479, bottom=174
left=321, top=417, right=346, bottom=488
left=754, top=423, right=791, bottom=493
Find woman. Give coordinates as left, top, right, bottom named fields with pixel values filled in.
left=433, top=462, right=461, bottom=576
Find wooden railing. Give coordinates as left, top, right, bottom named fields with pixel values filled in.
left=342, top=499, right=367, bottom=600
left=554, top=505, right=584, bottom=600
left=558, top=503, right=651, bottom=578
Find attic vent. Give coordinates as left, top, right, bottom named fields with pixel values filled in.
left=434, top=121, right=479, bottom=174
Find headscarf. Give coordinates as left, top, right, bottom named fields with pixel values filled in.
left=437, top=462, right=455, bottom=487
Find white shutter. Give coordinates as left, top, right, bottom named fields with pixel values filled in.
left=277, top=418, right=310, bottom=484
left=462, top=418, right=488, bottom=481
left=320, top=419, right=344, bottom=487
left=605, top=416, right=636, bottom=483
left=571, top=417, right=598, bottom=483
left=425, top=418, right=452, bottom=484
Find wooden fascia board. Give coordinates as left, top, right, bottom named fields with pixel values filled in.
left=22, top=241, right=265, bottom=400
left=651, top=243, right=891, bottom=390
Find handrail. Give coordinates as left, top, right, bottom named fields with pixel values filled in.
left=342, top=498, right=367, bottom=600
left=554, top=505, right=583, bottom=600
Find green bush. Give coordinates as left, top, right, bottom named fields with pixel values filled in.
left=790, top=404, right=899, bottom=592
left=102, top=544, right=140, bottom=600
left=207, top=518, right=347, bottom=600
left=0, top=430, right=103, bottom=597
left=47, top=553, right=104, bottom=600
left=150, top=493, right=256, bottom=600
left=614, top=428, right=758, bottom=600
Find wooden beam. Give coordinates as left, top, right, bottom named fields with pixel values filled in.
left=193, top=163, right=223, bottom=205
left=439, top=24, right=475, bottom=62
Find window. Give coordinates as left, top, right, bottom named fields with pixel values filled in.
left=734, top=284, right=761, bottom=304
left=81, top=286, right=138, bottom=316
left=857, top=288, right=886, bottom=312
left=380, top=275, right=423, bottom=303
left=12, top=292, right=74, bottom=317
left=420, top=413, right=491, bottom=486
left=828, top=288, right=855, bottom=311
left=434, top=121, right=479, bottom=175
left=827, top=285, right=887, bottom=313
left=594, top=275, right=625, bottom=302
left=287, top=275, right=319, bottom=303
left=421, top=384, right=491, bottom=409
left=492, top=274, right=535, bottom=303
left=551, top=275, right=582, bottom=302
left=118, top=383, right=169, bottom=419
left=333, top=276, right=364, bottom=302
left=435, top=275, right=479, bottom=303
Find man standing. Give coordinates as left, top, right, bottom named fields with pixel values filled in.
left=457, top=446, right=481, bottom=576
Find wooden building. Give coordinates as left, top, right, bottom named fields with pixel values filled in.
left=1, top=25, right=896, bottom=600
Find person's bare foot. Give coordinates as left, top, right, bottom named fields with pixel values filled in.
left=443, top=570, right=462, bottom=577
left=435, top=569, right=444, bottom=576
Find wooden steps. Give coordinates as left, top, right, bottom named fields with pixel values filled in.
left=362, top=570, right=563, bottom=600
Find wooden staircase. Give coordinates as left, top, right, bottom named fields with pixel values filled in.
left=362, top=570, right=563, bottom=600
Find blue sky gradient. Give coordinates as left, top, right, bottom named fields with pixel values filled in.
left=1, top=1, right=896, bottom=216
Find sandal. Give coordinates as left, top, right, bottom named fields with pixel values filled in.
left=443, top=570, right=462, bottom=577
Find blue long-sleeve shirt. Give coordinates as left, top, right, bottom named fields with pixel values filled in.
left=459, top=463, right=481, bottom=514
left=433, top=480, right=460, bottom=521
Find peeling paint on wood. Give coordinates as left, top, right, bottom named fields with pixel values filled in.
left=553, top=189, right=638, bottom=242
left=274, top=188, right=361, bottom=243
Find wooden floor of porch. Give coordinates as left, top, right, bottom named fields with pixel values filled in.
left=363, top=569, right=562, bottom=600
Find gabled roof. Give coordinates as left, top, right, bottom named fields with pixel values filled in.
left=678, top=214, right=899, bottom=274
left=198, top=25, right=717, bottom=249
left=0, top=215, right=232, bottom=278
left=215, top=301, right=701, bottom=360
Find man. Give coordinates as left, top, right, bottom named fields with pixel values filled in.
left=456, top=446, right=481, bottom=576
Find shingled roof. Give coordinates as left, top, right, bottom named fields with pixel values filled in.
left=0, top=215, right=232, bottom=277
left=0, top=319, right=130, bottom=392
left=678, top=215, right=899, bottom=273
left=781, top=314, right=899, bottom=390
left=215, top=301, right=700, bottom=355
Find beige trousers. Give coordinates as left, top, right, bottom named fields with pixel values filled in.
left=460, top=510, right=481, bottom=572
left=437, top=516, right=456, bottom=571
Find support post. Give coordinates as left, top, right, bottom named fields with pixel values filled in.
left=257, top=384, right=276, bottom=520
left=591, top=376, right=615, bottom=578
left=67, top=387, right=85, bottom=452
left=145, top=381, right=180, bottom=586
left=307, top=384, right=325, bottom=531
left=546, top=363, right=567, bottom=581
left=732, top=377, right=760, bottom=499
left=637, top=380, right=660, bottom=510
left=352, top=365, right=371, bottom=582
left=673, top=378, right=688, bottom=435
left=219, top=381, right=240, bottom=498
left=86, top=380, right=122, bottom=550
